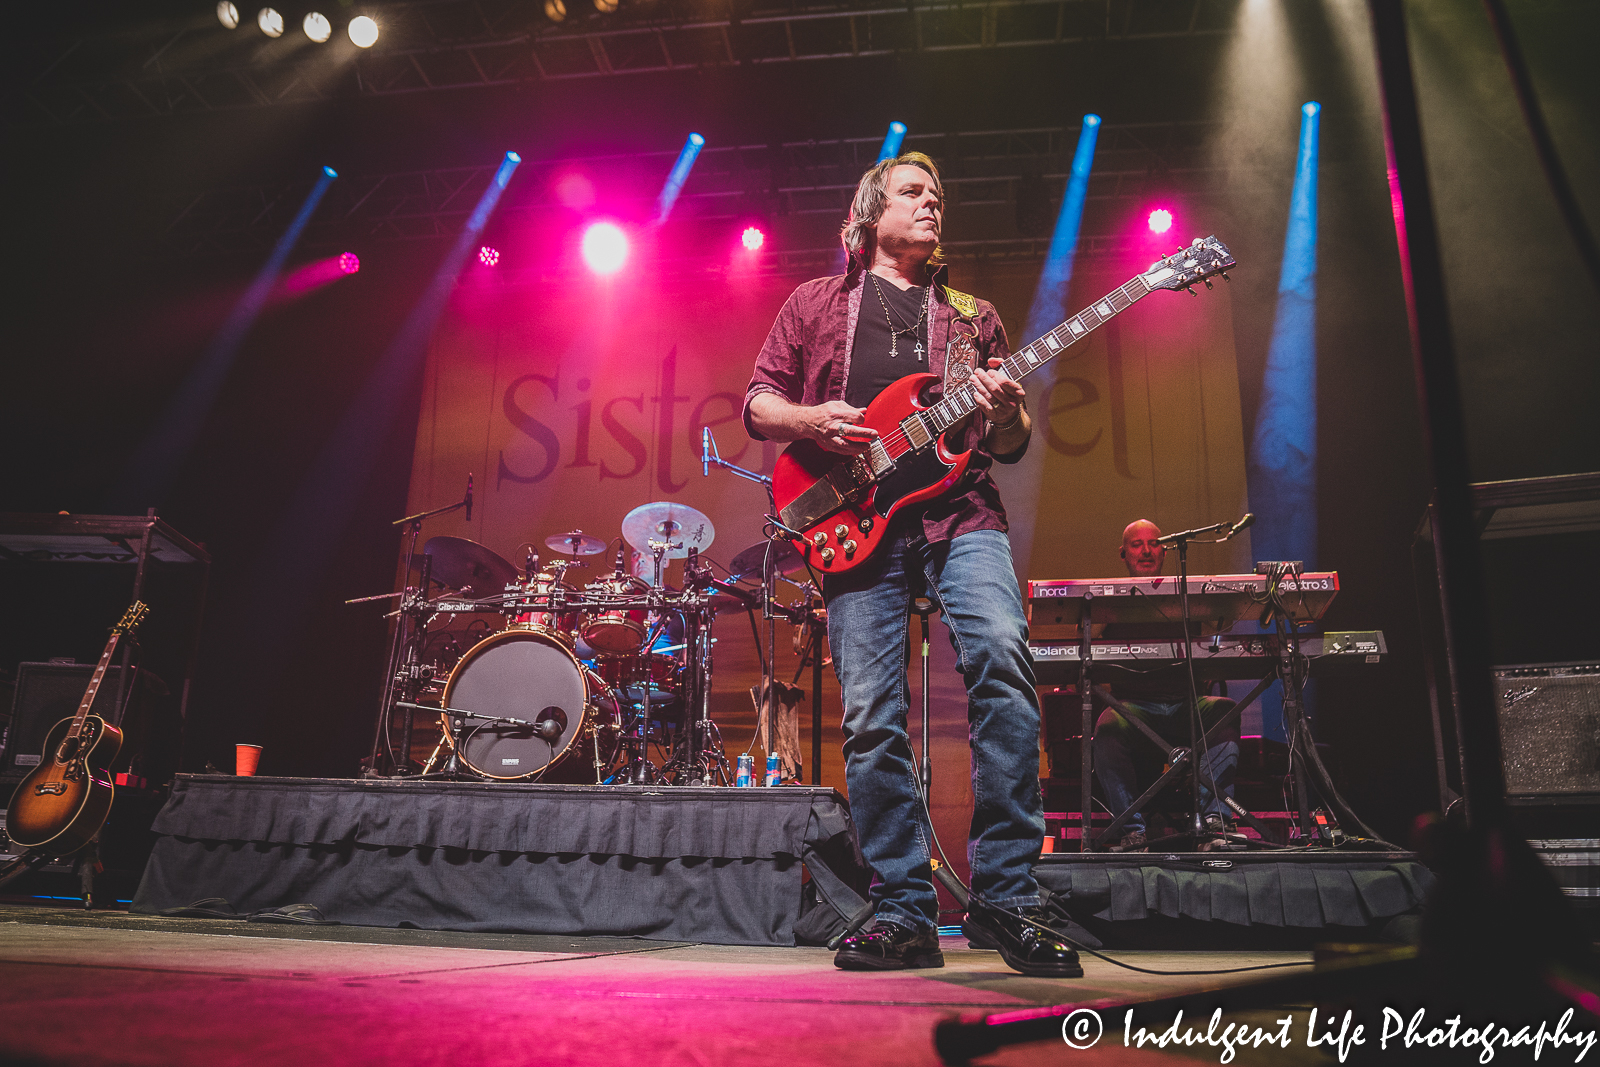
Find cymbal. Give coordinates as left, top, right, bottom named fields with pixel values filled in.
left=621, top=502, right=715, bottom=559
left=729, top=539, right=804, bottom=580
left=545, top=530, right=607, bottom=556
left=422, top=537, right=518, bottom=594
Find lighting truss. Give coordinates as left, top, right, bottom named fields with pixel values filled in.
left=20, top=0, right=1238, bottom=123
left=159, top=121, right=1220, bottom=267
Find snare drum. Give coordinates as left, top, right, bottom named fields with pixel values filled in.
left=505, top=572, right=577, bottom=637
left=580, top=574, right=650, bottom=655
left=440, top=628, right=620, bottom=781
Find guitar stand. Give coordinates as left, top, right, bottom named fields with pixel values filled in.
left=0, top=839, right=102, bottom=910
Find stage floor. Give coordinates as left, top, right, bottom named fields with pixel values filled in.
left=0, top=902, right=1327, bottom=1067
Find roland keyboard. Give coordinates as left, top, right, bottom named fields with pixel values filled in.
left=1027, top=571, right=1340, bottom=634
left=1029, top=630, right=1387, bottom=685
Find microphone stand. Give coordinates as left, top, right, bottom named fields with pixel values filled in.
left=1143, top=513, right=1252, bottom=847
left=703, top=428, right=775, bottom=506
left=702, top=428, right=796, bottom=783
left=360, top=480, right=472, bottom=778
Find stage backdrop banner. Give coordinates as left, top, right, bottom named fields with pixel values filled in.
left=404, top=261, right=1258, bottom=822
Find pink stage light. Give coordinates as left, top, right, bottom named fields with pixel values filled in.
left=1147, top=209, right=1173, bottom=235
left=337, top=252, right=360, bottom=274
left=478, top=246, right=500, bottom=267
left=581, top=222, right=628, bottom=275
left=741, top=227, right=765, bottom=252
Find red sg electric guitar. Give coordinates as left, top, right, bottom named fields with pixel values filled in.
left=773, top=236, right=1238, bottom=573
left=5, top=601, right=147, bottom=856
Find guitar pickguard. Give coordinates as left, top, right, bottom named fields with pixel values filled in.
left=868, top=439, right=960, bottom=519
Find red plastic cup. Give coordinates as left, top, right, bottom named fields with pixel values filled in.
left=236, top=744, right=263, bottom=777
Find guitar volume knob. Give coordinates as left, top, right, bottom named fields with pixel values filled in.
left=820, top=548, right=835, bottom=564
left=812, top=532, right=827, bottom=547
left=834, top=524, right=848, bottom=538
left=842, top=540, right=858, bottom=555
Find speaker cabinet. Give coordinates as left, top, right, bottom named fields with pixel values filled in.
left=0, top=662, right=170, bottom=790
left=1494, top=662, right=1600, bottom=797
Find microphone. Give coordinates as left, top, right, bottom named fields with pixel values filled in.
left=1224, top=512, right=1256, bottom=540
left=532, top=709, right=565, bottom=741
left=464, top=473, right=473, bottom=521
left=702, top=427, right=711, bottom=477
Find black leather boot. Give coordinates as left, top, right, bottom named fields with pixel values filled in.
left=833, top=919, right=945, bottom=970
left=961, top=898, right=1084, bottom=977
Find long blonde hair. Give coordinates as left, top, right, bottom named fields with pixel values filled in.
left=839, top=151, right=946, bottom=266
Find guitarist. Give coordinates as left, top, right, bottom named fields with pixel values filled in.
left=743, top=152, right=1081, bottom=978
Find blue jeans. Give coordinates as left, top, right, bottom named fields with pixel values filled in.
left=825, top=525, right=1043, bottom=932
left=1092, top=697, right=1240, bottom=834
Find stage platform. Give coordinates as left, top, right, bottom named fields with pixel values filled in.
left=130, top=775, right=869, bottom=947
left=1035, top=849, right=1435, bottom=949
left=128, top=774, right=1432, bottom=956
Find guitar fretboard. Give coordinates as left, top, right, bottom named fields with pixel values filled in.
left=67, top=634, right=120, bottom=742
left=878, top=275, right=1153, bottom=462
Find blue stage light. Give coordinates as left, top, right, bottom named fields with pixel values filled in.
left=116, top=164, right=339, bottom=510
left=877, top=121, right=908, bottom=163
left=1024, top=114, right=1101, bottom=340
left=1250, top=101, right=1321, bottom=569
left=1247, top=101, right=1321, bottom=742
left=656, top=133, right=706, bottom=223
left=250, top=150, right=522, bottom=628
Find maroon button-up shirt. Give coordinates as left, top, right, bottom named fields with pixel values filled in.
left=743, top=252, right=1028, bottom=545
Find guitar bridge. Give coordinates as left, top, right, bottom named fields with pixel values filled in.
left=35, top=782, right=67, bottom=796
left=781, top=458, right=881, bottom=532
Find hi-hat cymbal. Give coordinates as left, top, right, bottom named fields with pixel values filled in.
left=545, top=530, right=607, bottom=556
left=422, top=537, right=518, bottom=594
left=621, top=502, right=715, bottom=559
left=729, top=539, right=804, bottom=580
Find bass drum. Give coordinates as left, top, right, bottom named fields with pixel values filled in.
left=440, top=628, right=619, bottom=782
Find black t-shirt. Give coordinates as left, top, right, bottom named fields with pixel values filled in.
left=845, top=276, right=930, bottom=409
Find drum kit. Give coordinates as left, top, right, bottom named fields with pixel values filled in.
left=358, top=497, right=760, bottom=787
left=359, top=441, right=826, bottom=788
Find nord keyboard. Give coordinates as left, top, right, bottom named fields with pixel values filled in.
left=1029, top=630, right=1386, bottom=685
left=1028, top=571, right=1340, bottom=633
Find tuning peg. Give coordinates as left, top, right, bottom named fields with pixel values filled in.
left=1203, top=278, right=1213, bottom=289
left=1186, top=286, right=1197, bottom=297
left=1220, top=272, right=1230, bottom=282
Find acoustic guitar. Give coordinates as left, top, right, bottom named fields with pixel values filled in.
left=5, top=601, right=147, bottom=856
left=772, top=236, right=1237, bottom=573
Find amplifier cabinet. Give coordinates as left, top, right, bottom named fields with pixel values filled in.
left=0, top=662, right=170, bottom=791
left=1494, top=662, right=1600, bottom=798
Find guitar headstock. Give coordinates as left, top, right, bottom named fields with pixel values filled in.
left=115, top=601, right=149, bottom=637
left=1141, top=235, right=1236, bottom=293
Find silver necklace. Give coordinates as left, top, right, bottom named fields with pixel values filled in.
left=870, top=274, right=929, bottom=361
